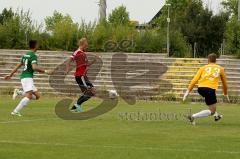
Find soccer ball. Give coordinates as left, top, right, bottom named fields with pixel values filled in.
left=108, top=90, right=119, bottom=99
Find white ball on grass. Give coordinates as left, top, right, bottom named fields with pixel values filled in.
left=108, top=90, right=119, bottom=99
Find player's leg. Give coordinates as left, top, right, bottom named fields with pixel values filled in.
left=204, top=89, right=222, bottom=121
left=187, top=88, right=218, bottom=124
left=32, top=83, right=40, bottom=100
left=77, top=76, right=95, bottom=106
left=12, top=88, right=23, bottom=100
left=32, top=91, right=40, bottom=100
left=192, top=103, right=222, bottom=121
left=211, top=104, right=222, bottom=121
left=70, top=76, right=85, bottom=111
left=11, top=78, right=36, bottom=116
left=12, top=88, right=38, bottom=100
left=78, top=76, right=96, bottom=107
left=192, top=105, right=214, bottom=119
left=11, top=91, right=33, bottom=116
left=71, top=76, right=95, bottom=112
left=77, top=87, right=95, bottom=104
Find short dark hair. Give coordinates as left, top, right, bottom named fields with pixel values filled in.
left=208, top=53, right=217, bottom=63
left=29, top=40, right=38, bottom=49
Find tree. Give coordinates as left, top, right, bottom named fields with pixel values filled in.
left=0, top=8, right=14, bottom=24
left=0, top=8, right=38, bottom=49
left=221, top=0, right=238, bottom=16
left=108, top=6, right=130, bottom=25
left=45, top=11, right=78, bottom=50
left=153, top=0, right=228, bottom=57
left=45, top=11, right=64, bottom=31
left=222, top=0, right=240, bottom=56
left=180, top=2, right=228, bottom=57
left=224, top=16, right=240, bottom=55
left=53, top=18, right=78, bottom=50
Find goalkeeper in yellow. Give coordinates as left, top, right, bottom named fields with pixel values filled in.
left=183, top=53, right=229, bottom=125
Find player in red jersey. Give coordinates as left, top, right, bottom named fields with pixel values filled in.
left=65, top=38, right=100, bottom=112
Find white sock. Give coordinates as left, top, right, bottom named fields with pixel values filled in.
left=13, top=97, right=30, bottom=113
left=192, top=110, right=211, bottom=119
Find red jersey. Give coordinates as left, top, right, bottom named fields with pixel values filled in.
left=71, top=49, right=88, bottom=76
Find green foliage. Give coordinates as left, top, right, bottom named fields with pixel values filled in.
left=222, top=0, right=240, bottom=56
left=52, top=18, right=78, bottom=50
left=0, top=2, right=235, bottom=58
left=44, top=11, right=79, bottom=50
left=153, top=0, right=229, bottom=57
left=92, top=22, right=111, bottom=51
left=0, top=6, right=193, bottom=56
left=0, top=8, right=14, bottom=24
left=45, top=11, right=64, bottom=31
left=182, top=9, right=228, bottom=57
left=170, top=31, right=191, bottom=57
left=224, top=16, right=240, bottom=55
left=78, top=20, right=97, bottom=52
left=0, top=9, right=38, bottom=49
left=221, top=0, right=238, bottom=16
left=134, top=29, right=164, bottom=53
left=108, top=6, right=130, bottom=26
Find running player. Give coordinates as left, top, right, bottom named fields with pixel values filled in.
left=183, top=53, right=229, bottom=125
left=4, top=40, right=52, bottom=116
left=65, top=38, right=100, bottom=112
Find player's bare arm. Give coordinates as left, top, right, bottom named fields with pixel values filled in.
left=220, top=68, right=229, bottom=102
left=87, top=53, right=101, bottom=66
left=183, top=68, right=202, bottom=101
left=32, top=63, right=52, bottom=75
left=4, top=63, right=23, bottom=80
left=65, top=58, right=73, bottom=74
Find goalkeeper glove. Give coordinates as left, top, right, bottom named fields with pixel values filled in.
left=183, top=90, right=190, bottom=102
left=224, top=95, right=230, bottom=103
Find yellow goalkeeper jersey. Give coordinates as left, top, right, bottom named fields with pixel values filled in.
left=187, top=63, right=228, bottom=95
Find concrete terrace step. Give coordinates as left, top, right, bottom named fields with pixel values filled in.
left=0, top=50, right=235, bottom=59
left=2, top=63, right=240, bottom=74
left=0, top=85, right=238, bottom=98
left=1, top=49, right=240, bottom=102
left=1, top=59, right=239, bottom=70
left=1, top=68, right=240, bottom=76
left=1, top=51, right=240, bottom=64
left=1, top=57, right=240, bottom=67
left=1, top=69, right=240, bottom=79
left=0, top=52, right=237, bottom=62
left=1, top=78, right=240, bottom=91
left=0, top=74, right=240, bottom=84
left=1, top=71, right=240, bottom=79
left=3, top=50, right=238, bottom=64
left=1, top=73, right=240, bottom=82
left=0, top=51, right=167, bottom=59
left=2, top=54, right=240, bottom=64
left=1, top=67, right=239, bottom=76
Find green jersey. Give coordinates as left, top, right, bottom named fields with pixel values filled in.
left=20, top=51, right=38, bottom=79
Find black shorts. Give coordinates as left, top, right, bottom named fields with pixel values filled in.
left=198, top=87, right=217, bottom=106
left=75, top=76, right=94, bottom=92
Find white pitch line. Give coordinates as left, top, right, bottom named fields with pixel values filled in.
left=0, top=140, right=239, bottom=155
left=0, top=118, right=59, bottom=124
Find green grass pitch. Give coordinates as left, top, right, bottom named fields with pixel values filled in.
left=0, top=96, right=240, bottom=159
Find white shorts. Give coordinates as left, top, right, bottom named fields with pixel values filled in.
left=21, top=78, right=38, bottom=93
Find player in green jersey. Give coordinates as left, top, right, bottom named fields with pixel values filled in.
left=4, top=40, right=52, bottom=116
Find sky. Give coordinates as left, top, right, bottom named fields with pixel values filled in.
left=0, top=0, right=223, bottom=24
